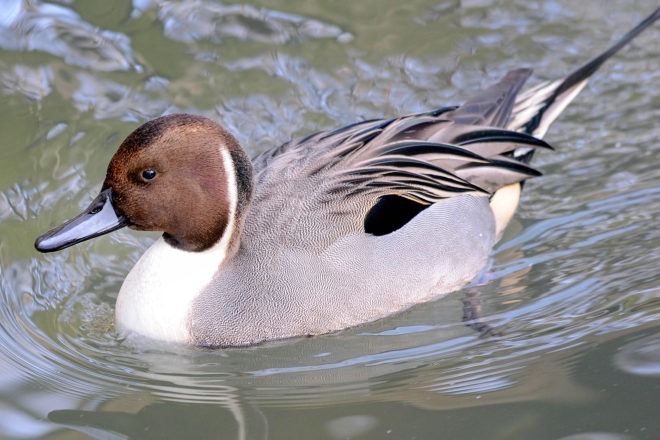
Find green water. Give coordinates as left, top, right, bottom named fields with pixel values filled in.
left=1, top=0, right=659, bottom=439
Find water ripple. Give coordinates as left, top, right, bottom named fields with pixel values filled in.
left=0, top=1, right=139, bottom=72
left=156, top=1, right=352, bottom=44
left=0, top=1, right=658, bottom=437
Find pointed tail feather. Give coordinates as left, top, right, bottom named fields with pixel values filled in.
left=509, top=7, right=660, bottom=139
left=489, top=9, right=658, bottom=235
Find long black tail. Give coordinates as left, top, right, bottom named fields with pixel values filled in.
left=509, top=7, right=660, bottom=139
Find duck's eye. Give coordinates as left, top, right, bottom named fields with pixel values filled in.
left=141, top=169, right=157, bottom=181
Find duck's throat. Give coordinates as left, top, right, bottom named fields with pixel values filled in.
left=114, top=235, right=233, bottom=343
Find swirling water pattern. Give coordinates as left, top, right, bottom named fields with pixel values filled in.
left=0, top=1, right=658, bottom=439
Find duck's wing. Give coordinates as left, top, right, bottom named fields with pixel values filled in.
left=316, top=111, right=551, bottom=204
left=252, top=67, right=548, bottom=197
left=251, top=8, right=658, bottom=238
left=328, top=9, right=658, bottom=196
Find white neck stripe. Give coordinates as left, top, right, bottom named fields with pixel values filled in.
left=115, top=147, right=240, bottom=344
left=214, top=147, right=238, bottom=254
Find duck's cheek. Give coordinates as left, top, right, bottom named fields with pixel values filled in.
left=124, top=212, right=171, bottom=232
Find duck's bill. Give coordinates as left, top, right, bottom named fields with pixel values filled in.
left=35, top=188, right=129, bottom=253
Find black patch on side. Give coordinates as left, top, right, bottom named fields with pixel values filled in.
left=364, top=195, right=430, bottom=236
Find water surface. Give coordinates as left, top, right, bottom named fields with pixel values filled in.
left=1, top=0, right=659, bottom=439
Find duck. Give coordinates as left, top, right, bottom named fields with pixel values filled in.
left=35, top=9, right=659, bottom=347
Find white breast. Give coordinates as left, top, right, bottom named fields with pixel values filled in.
left=114, top=237, right=229, bottom=343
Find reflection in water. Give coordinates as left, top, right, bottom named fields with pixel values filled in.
left=614, top=332, right=660, bottom=378
left=1, top=0, right=659, bottom=438
left=49, top=390, right=256, bottom=440
left=558, top=433, right=635, bottom=440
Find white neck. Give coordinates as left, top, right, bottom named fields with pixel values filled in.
left=115, top=148, right=238, bottom=343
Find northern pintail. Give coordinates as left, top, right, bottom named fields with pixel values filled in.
left=35, top=9, right=659, bottom=347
